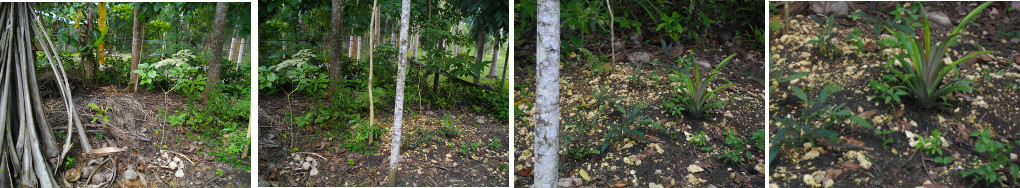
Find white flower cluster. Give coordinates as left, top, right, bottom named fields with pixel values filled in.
left=275, top=49, right=314, bottom=71
left=153, top=49, right=196, bottom=69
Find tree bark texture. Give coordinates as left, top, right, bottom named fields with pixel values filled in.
left=386, top=0, right=410, bottom=186
left=534, top=0, right=561, bottom=187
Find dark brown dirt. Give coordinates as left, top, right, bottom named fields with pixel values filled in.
left=257, top=94, right=509, bottom=187
left=769, top=2, right=1020, bottom=187
left=514, top=24, right=766, bottom=187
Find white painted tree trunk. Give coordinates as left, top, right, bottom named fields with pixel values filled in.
left=369, top=0, right=377, bottom=141
left=534, top=0, right=561, bottom=187
left=386, top=0, right=410, bottom=186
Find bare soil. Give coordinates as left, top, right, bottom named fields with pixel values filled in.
left=257, top=94, right=509, bottom=187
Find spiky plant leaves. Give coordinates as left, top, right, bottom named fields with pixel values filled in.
left=666, top=53, right=737, bottom=118
left=886, top=1, right=995, bottom=108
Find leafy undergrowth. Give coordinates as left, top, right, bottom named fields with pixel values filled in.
left=257, top=95, right=509, bottom=187
left=769, top=2, right=1020, bottom=187
left=514, top=43, right=766, bottom=186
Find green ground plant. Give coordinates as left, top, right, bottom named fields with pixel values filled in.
left=869, top=75, right=908, bottom=107
left=87, top=103, right=110, bottom=123
left=771, top=85, right=872, bottom=162
left=962, top=128, right=1019, bottom=184
left=600, top=103, right=663, bottom=152
left=883, top=2, right=994, bottom=109
left=664, top=53, right=737, bottom=118
left=718, top=130, right=751, bottom=164
left=807, top=16, right=841, bottom=56
left=691, top=131, right=711, bottom=151
left=915, top=130, right=944, bottom=156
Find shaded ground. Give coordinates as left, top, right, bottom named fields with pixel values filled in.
left=769, top=2, right=1020, bottom=187
left=257, top=94, right=509, bottom=187
left=514, top=30, right=766, bottom=186
left=40, top=83, right=251, bottom=187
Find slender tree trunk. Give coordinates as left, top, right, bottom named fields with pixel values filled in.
left=369, top=0, right=378, bottom=131
left=386, top=0, right=410, bottom=186
left=534, top=0, right=561, bottom=187
left=498, top=48, right=508, bottom=89
left=487, top=30, right=502, bottom=78
left=130, top=5, right=142, bottom=91
left=203, top=3, right=228, bottom=100
left=328, top=0, right=344, bottom=97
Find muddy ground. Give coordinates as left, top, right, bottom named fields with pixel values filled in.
left=40, top=84, right=251, bottom=187
left=769, top=2, right=1020, bottom=187
left=514, top=28, right=767, bottom=186
left=256, top=94, right=509, bottom=187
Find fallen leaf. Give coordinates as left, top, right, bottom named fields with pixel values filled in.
left=841, top=162, right=860, bottom=170
left=579, top=169, right=591, bottom=181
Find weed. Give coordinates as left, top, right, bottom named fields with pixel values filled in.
left=962, top=128, right=1019, bottom=184
left=600, top=103, right=663, bottom=152
left=489, top=138, right=502, bottom=149
left=437, top=114, right=462, bottom=138
left=718, top=130, right=751, bottom=164
left=87, top=103, right=110, bottom=123
left=875, top=127, right=894, bottom=149
left=915, top=130, right=944, bottom=156
left=216, top=168, right=225, bottom=177
left=771, top=85, right=872, bottom=162
left=53, top=130, right=66, bottom=141
left=807, top=16, right=841, bottom=56
left=869, top=75, right=908, bottom=107
left=95, top=132, right=103, bottom=141
left=65, top=157, right=76, bottom=168
left=691, top=131, right=711, bottom=151
left=934, top=156, right=952, bottom=164
left=884, top=2, right=994, bottom=109
left=348, top=159, right=356, bottom=166
left=665, top=53, right=737, bottom=118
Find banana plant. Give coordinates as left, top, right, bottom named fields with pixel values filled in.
left=884, top=1, right=995, bottom=108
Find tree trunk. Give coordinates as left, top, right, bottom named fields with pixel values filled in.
left=328, top=0, right=344, bottom=97
left=386, top=0, right=410, bottom=186
left=472, top=31, right=485, bottom=84
left=369, top=0, right=378, bottom=134
left=203, top=3, right=228, bottom=100
left=486, top=30, right=502, bottom=78
left=534, top=0, right=561, bottom=187
left=80, top=5, right=96, bottom=79
left=130, top=5, right=142, bottom=91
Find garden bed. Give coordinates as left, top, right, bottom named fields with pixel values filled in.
left=768, top=2, right=1020, bottom=187
left=514, top=36, right=766, bottom=187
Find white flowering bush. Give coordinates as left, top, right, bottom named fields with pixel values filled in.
left=152, top=49, right=197, bottom=69
left=134, top=49, right=205, bottom=97
left=275, top=49, right=314, bottom=72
